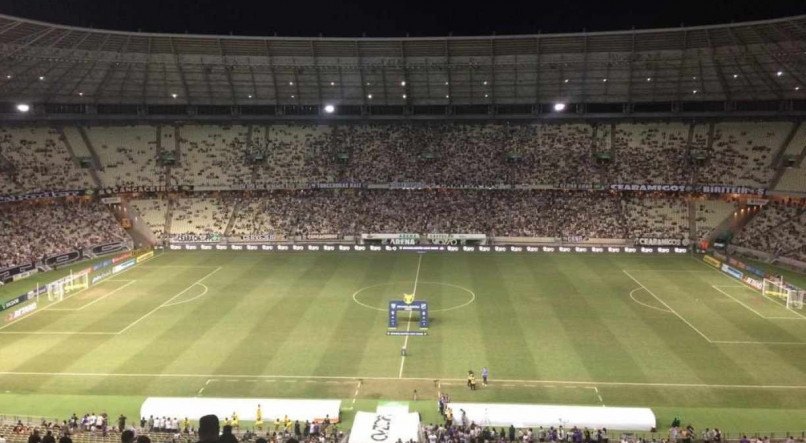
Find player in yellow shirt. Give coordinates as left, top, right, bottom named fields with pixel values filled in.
left=224, top=417, right=231, bottom=427
left=232, top=412, right=239, bottom=431
left=284, top=415, right=292, bottom=431
left=274, top=418, right=281, bottom=432
left=255, top=404, right=263, bottom=431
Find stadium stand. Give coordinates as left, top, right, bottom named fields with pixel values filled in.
left=169, top=195, right=236, bottom=237
left=694, top=198, right=738, bottom=240
left=0, top=126, right=94, bottom=195
left=733, top=201, right=806, bottom=261
left=173, top=125, right=253, bottom=188
left=701, top=122, right=791, bottom=188
left=130, top=198, right=170, bottom=240
left=773, top=122, right=806, bottom=195
left=0, top=200, right=128, bottom=269
left=0, top=122, right=802, bottom=192
left=225, top=190, right=625, bottom=240
left=86, top=125, right=165, bottom=187
left=1, top=121, right=805, bottom=264
left=622, top=194, right=690, bottom=240
left=611, top=123, right=690, bottom=185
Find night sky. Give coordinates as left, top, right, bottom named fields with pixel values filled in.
left=0, top=0, right=803, bottom=37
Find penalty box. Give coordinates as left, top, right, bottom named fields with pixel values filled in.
left=623, top=269, right=806, bottom=345
left=0, top=266, right=218, bottom=336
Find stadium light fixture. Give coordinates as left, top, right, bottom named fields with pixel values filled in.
left=445, top=94, right=450, bottom=99
left=796, top=86, right=801, bottom=91
left=444, top=81, right=449, bottom=85
left=400, top=81, right=406, bottom=86
left=5, top=74, right=10, bottom=79
left=78, top=92, right=84, bottom=97
left=602, top=78, right=607, bottom=82
left=484, top=93, right=489, bottom=98
left=367, top=93, right=373, bottom=99
left=324, top=104, right=335, bottom=114
left=248, top=94, right=253, bottom=99
left=483, top=80, right=488, bottom=85
left=776, top=71, right=784, bottom=77
left=171, top=93, right=178, bottom=99
left=16, top=103, right=30, bottom=113
left=291, top=95, right=295, bottom=98
left=553, top=103, right=567, bottom=112
left=330, top=81, right=335, bottom=86
left=692, top=89, right=698, bottom=94
left=733, top=74, right=739, bottom=79
left=38, top=75, right=45, bottom=81
left=563, top=79, right=569, bottom=83
left=402, top=94, right=407, bottom=99
left=289, top=81, right=294, bottom=85
left=646, top=77, right=651, bottom=82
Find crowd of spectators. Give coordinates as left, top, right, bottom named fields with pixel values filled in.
left=0, top=199, right=128, bottom=269
left=173, top=190, right=706, bottom=242
left=0, top=121, right=799, bottom=194
left=205, top=189, right=627, bottom=240
left=0, top=127, right=94, bottom=195
left=1, top=120, right=803, bottom=266
left=87, top=125, right=166, bottom=187
left=733, top=200, right=806, bottom=261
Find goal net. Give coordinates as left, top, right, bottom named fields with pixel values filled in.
left=46, top=272, right=89, bottom=302
left=762, top=278, right=804, bottom=310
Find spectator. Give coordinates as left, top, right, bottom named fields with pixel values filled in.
left=197, top=415, right=220, bottom=443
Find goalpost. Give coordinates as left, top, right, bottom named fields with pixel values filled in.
left=46, top=271, right=89, bottom=302
left=762, top=278, right=804, bottom=310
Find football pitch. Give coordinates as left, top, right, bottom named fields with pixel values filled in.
left=0, top=251, right=804, bottom=433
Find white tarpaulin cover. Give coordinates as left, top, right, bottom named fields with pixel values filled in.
left=140, top=397, right=340, bottom=422
left=448, top=403, right=656, bottom=431
left=350, top=411, right=420, bottom=443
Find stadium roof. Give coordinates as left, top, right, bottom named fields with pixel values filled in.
left=0, top=13, right=805, bottom=108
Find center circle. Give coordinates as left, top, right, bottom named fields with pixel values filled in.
left=352, top=281, right=475, bottom=313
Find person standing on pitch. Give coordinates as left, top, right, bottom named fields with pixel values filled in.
left=481, top=367, right=489, bottom=386
left=255, top=405, right=263, bottom=431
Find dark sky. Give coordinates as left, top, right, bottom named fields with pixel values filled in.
left=0, top=0, right=804, bottom=37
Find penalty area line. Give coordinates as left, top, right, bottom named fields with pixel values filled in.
left=622, top=269, right=713, bottom=343
left=117, top=266, right=222, bottom=334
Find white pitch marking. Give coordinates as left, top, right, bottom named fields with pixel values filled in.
left=0, top=331, right=117, bottom=336
left=398, top=254, right=423, bottom=379
left=690, top=257, right=806, bottom=321
left=117, top=267, right=222, bottom=334
left=711, top=340, right=806, bottom=346
left=628, top=287, right=673, bottom=313
left=162, top=283, right=209, bottom=307
left=0, top=370, right=803, bottom=389
left=0, top=274, right=129, bottom=331
left=74, top=280, right=138, bottom=311
left=621, top=269, right=713, bottom=273
left=622, top=270, right=713, bottom=343
left=711, top=285, right=770, bottom=319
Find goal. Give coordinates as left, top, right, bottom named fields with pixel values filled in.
left=763, top=278, right=804, bottom=310
left=46, top=272, right=89, bottom=302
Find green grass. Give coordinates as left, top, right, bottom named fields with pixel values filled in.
left=0, top=251, right=804, bottom=435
